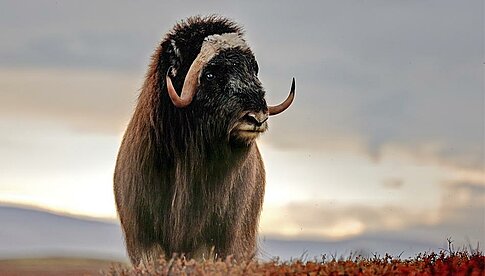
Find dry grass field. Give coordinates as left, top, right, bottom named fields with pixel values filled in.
left=0, top=258, right=126, bottom=276
left=1, top=247, right=483, bottom=275
left=105, top=250, right=484, bottom=275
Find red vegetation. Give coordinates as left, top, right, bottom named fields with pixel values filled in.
left=106, top=250, right=484, bottom=275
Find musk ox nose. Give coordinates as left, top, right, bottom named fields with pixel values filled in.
left=243, top=111, right=269, bottom=127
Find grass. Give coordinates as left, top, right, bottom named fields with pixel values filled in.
left=105, top=249, right=484, bottom=275
left=2, top=241, right=483, bottom=275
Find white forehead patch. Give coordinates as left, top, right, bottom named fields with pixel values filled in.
left=190, top=33, right=250, bottom=83
left=202, top=33, right=249, bottom=51
left=176, top=33, right=251, bottom=99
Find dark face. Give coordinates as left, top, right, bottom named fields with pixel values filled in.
left=193, top=48, right=269, bottom=145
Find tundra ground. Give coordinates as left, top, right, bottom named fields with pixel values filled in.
left=0, top=258, right=125, bottom=276
left=106, top=250, right=484, bottom=275
left=1, top=249, right=482, bottom=275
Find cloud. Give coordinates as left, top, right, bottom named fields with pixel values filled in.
left=440, top=181, right=485, bottom=220
left=1, top=32, right=152, bottom=72
left=268, top=202, right=432, bottom=239
left=382, top=179, right=404, bottom=189
left=1, top=1, right=482, bottom=173
left=0, top=69, right=140, bottom=134
left=252, top=1, right=483, bottom=171
left=0, top=1, right=161, bottom=72
left=261, top=179, right=485, bottom=246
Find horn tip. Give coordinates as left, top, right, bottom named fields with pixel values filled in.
left=291, top=77, right=295, bottom=94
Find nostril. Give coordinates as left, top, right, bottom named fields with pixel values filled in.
left=244, top=113, right=262, bottom=126
left=243, top=112, right=268, bottom=126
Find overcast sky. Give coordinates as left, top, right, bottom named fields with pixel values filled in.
left=0, top=0, right=483, bottom=251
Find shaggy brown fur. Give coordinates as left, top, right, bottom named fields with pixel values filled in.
left=114, top=16, right=269, bottom=266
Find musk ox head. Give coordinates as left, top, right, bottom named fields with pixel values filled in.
left=159, top=16, right=294, bottom=146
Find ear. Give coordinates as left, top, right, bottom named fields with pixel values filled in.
left=161, top=39, right=182, bottom=78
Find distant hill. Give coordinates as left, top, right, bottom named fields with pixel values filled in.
left=0, top=205, right=127, bottom=261
left=0, top=205, right=440, bottom=261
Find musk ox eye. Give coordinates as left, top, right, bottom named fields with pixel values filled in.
left=205, top=72, right=215, bottom=81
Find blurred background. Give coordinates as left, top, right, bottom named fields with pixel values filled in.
left=0, top=0, right=483, bottom=266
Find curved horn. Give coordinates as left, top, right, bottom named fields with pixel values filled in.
left=165, top=47, right=219, bottom=108
left=268, top=78, right=295, bottom=116
left=166, top=64, right=200, bottom=108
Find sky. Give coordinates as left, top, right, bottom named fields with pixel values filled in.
left=0, top=0, right=483, bottom=250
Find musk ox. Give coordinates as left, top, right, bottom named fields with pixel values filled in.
left=114, top=16, right=295, bottom=265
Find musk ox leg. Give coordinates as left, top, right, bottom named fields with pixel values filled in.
left=123, top=231, right=143, bottom=266
left=140, top=244, right=165, bottom=266
left=239, top=188, right=264, bottom=260
left=224, top=203, right=261, bottom=261
left=239, top=148, right=266, bottom=260
left=224, top=151, right=265, bottom=261
left=125, top=235, right=166, bottom=266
